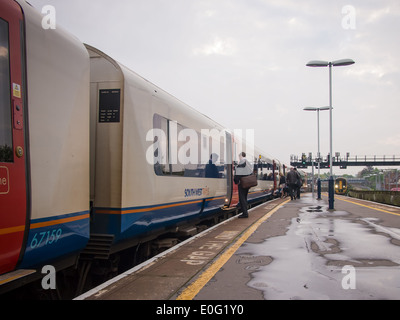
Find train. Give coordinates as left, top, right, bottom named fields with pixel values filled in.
left=0, top=0, right=291, bottom=297
left=335, top=177, right=348, bottom=195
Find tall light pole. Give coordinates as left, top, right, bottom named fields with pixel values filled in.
left=303, top=106, right=330, bottom=199
left=306, top=59, right=355, bottom=209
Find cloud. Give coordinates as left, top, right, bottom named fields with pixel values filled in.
left=380, top=134, right=400, bottom=147
left=348, top=65, right=387, bottom=79
left=193, top=36, right=237, bottom=56
left=366, top=6, right=392, bottom=23
left=274, top=105, right=289, bottom=118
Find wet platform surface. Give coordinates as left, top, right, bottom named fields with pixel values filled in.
left=76, top=194, right=400, bottom=300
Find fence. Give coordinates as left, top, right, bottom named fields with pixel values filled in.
left=348, top=190, right=400, bottom=207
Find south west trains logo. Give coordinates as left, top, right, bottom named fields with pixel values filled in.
left=184, top=187, right=210, bottom=198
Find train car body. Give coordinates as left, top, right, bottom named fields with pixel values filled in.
left=1, top=0, right=90, bottom=286
left=87, top=45, right=233, bottom=249
left=335, top=177, right=347, bottom=195
left=87, top=46, right=278, bottom=251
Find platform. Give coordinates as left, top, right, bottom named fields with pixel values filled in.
left=76, top=193, right=400, bottom=300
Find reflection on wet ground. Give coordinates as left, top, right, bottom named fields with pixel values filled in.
left=238, top=194, right=400, bottom=299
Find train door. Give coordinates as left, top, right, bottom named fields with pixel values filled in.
left=224, top=132, right=233, bottom=206
left=229, top=135, right=239, bottom=207
left=0, top=0, right=28, bottom=275
left=272, top=160, right=276, bottom=192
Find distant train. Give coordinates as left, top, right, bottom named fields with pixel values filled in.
left=335, top=178, right=348, bottom=195
left=0, top=0, right=288, bottom=296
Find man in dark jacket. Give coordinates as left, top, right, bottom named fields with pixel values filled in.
left=234, top=152, right=253, bottom=218
left=294, top=168, right=302, bottom=199
left=286, top=167, right=298, bottom=200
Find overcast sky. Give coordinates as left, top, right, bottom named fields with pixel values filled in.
left=28, top=0, right=400, bottom=175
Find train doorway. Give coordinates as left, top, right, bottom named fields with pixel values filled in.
left=0, top=0, right=28, bottom=275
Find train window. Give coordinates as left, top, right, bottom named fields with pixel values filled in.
left=170, top=121, right=185, bottom=176
left=0, top=18, right=13, bottom=163
left=203, top=134, right=226, bottom=179
left=152, top=114, right=225, bottom=178
left=258, top=160, right=273, bottom=180
left=152, top=114, right=169, bottom=175
left=152, top=114, right=188, bottom=177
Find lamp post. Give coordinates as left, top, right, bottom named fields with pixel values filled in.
left=303, top=106, right=330, bottom=199
left=306, top=59, right=355, bottom=209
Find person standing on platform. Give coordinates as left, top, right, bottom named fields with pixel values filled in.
left=286, top=167, right=298, bottom=200
left=279, top=173, right=287, bottom=198
left=234, top=152, right=253, bottom=218
left=294, top=168, right=302, bottom=199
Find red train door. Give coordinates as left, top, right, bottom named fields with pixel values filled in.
left=0, top=0, right=28, bottom=275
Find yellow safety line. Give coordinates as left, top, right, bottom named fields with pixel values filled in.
left=335, top=195, right=400, bottom=217
left=176, top=198, right=291, bottom=300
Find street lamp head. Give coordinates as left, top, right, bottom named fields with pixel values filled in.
left=303, top=106, right=331, bottom=111
left=306, top=60, right=329, bottom=67
left=307, top=59, right=355, bottom=67
left=332, top=59, right=355, bottom=67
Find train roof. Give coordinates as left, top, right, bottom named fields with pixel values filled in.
left=85, top=44, right=227, bottom=130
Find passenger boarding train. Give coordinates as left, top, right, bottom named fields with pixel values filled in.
left=0, top=0, right=287, bottom=296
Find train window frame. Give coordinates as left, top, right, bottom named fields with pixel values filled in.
left=0, top=18, right=13, bottom=163
left=169, top=120, right=186, bottom=176
left=257, top=160, right=274, bottom=181
left=152, top=113, right=169, bottom=175
left=202, top=133, right=226, bottom=179
left=152, top=113, right=226, bottom=179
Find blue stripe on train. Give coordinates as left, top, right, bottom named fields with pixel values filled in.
left=91, top=191, right=271, bottom=244
left=19, top=211, right=90, bottom=269
left=92, top=197, right=226, bottom=243
left=17, top=191, right=271, bottom=269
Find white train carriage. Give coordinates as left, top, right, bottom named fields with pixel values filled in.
left=1, top=0, right=90, bottom=285
left=86, top=45, right=233, bottom=248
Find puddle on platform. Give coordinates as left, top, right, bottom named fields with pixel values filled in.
left=237, top=195, right=400, bottom=300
